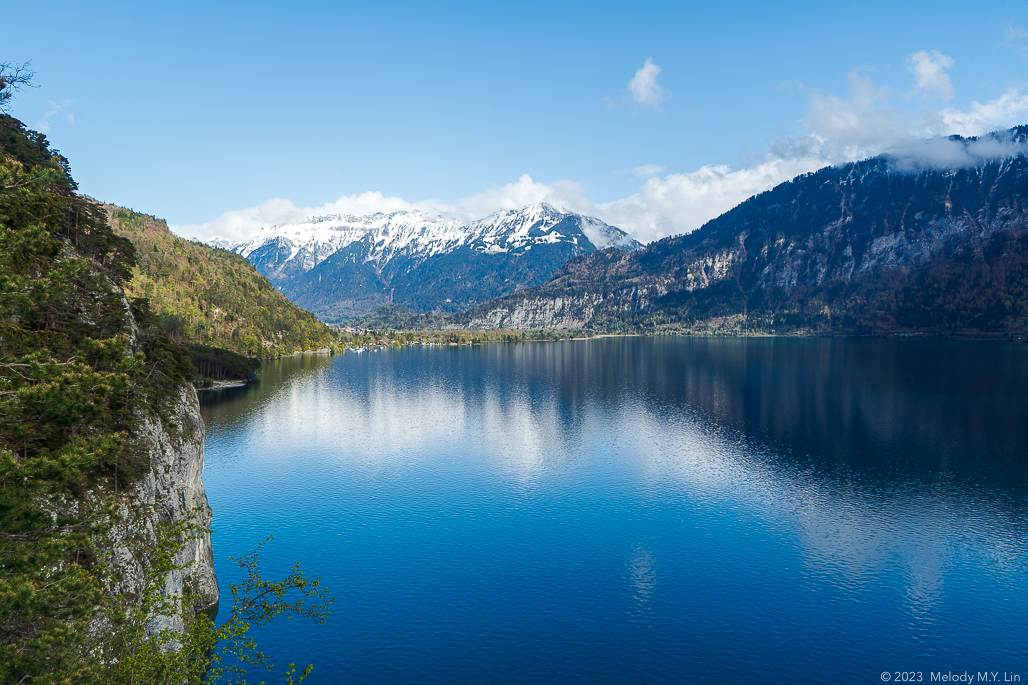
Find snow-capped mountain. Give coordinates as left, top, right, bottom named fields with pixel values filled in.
left=230, top=203, right=637, bottom=279
left=217, top=203, right=640, bottom=321
left=231, top=210, right=462, bottom=284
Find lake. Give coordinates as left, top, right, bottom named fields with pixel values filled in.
left=200, top=337, right=1028, bottom=684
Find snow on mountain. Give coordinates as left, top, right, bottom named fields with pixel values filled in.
left=228, top=203, right=640, bottom=281
left=207, top=203, right=641, bottom=320
left=467, top=203, right=640, bottom=253
left=195, top=237, right=239, bottom=251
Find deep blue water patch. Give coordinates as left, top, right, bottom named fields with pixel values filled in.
left=200, top=338, right=1028, bottom=684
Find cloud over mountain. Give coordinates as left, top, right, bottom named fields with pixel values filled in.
left=176, top=51, right=1028, bottom=246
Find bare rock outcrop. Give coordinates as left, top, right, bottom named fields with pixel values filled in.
left=102, top=384, right=218, bottom=634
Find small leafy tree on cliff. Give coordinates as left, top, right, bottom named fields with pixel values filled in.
left=97, top=521, right=331, bottom=685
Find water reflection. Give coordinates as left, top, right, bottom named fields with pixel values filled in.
left=625, top=546, right=657, bottom=612
left=201, top=338, right=1028, bottom=682
left=204, top=339, right=1028, bottom=598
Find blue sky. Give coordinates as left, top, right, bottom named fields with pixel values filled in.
left=5, top=0, right=1028, bottom=242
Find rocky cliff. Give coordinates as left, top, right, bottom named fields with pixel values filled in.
left=103, top=384, right=218, bottom=632
left=44, top=255, right=220, bottom=635
left=458, top=128, right=1028, bottom=335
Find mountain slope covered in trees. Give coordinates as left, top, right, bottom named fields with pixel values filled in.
left=459, top=128, right=1028, bottom=337
left=0, top=111, right=208, bottom=681
left=0, top=91, right=329, bottom=684
left=108, top=207, right=336, bottom=357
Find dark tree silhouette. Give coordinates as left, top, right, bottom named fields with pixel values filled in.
left=0, top=61, right=35, bottom=113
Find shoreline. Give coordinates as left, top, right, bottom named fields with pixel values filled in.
left=331, top=330, right=1027, bottom=349
left=195, top=379, right=250, bottom=391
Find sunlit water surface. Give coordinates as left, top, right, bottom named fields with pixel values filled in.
left=200, top=337, right=1028, bottom=684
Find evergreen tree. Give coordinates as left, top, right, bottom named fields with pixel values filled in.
left=0, top=83, right=330, bottom=684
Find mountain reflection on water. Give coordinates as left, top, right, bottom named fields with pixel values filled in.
left=200, top=338, right=1028, bottom=684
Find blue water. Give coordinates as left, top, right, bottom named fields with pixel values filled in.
left=200, top=337, right=1028, bottom=684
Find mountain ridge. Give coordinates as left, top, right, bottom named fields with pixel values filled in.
left=213, top=203, right=640, bottom=320
left=453, top=127, right=1028, bottom=336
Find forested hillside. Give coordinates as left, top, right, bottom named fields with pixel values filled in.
left=107, top=207, right=337, bottom=357
left=0, top=111, right=198, bottom=680
left=1, top=88, right=329, bottom=684
left=460, top=128, right=1028, bottom=337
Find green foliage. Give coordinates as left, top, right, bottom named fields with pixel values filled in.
left=335, top=325, right=594, bottom=348
left=0, top=115, right=137, bottom=287
left=0, top=114, right=331, bottom=683
left=186, top=344, right=260, bottom=382
left=205, top=536, right=331, bottom=685
left=107, top=207, right=336, bottom=358
left=130, top=297, right=198, bottom=394
left=95, top=521, right=331, bottom=685
left=347, top=304, right=451, bottom=330
left=0, top=121, right=143, bottom=685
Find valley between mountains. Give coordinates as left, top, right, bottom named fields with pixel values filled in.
left=208, top=126, right=1028, bottom=339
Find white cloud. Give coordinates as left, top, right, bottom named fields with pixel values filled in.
left=1006, top=25, right=1028, bottom=41
left=316, top=191, right=423, bottom=217
left=885, top=135, right=1027, bottom=174
left=455, top=174, right=592, bottom=218
left=598, top=68, right=1028, bottom=241
left=1003, top=25, right=1028, bottom=50
left=910, top=50, right=956, bottom=100
left=34, top=100, right=74, bottom=134
left=786, top=66, right=1028, bottom=158
left=175, top=198, right=309, bottom=242
left=175, top=191, right=443, bottom=243
left=594, top=157, right=826, bottom=243
left=801, top=72, right=909, bottom=160
left=176, top=53, right=1028, bottom=247
left=936, top=90, right=1028, bottom=137
left=627, top=58, right=668, bottom=108
left=631, top=164, right=666, bottom=178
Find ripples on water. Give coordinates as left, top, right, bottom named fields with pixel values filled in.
left=200, top=338, right=1028, bottom=684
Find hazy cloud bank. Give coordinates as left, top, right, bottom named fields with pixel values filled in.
left=176, top=50, right=1028, bottom=245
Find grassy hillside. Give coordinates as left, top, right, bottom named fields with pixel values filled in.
left=107, top=206, right=336, bottom=357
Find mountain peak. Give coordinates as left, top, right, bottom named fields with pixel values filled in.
left=228, top=203, right=641, bottom=320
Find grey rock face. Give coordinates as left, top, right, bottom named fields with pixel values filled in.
left=70, top=275, right=219, bottom=638
left=466, top=293, right=605, bottom=330
left=46, top=316, right=218, bottom=644
left=103, top=384, right=218, bottom=634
